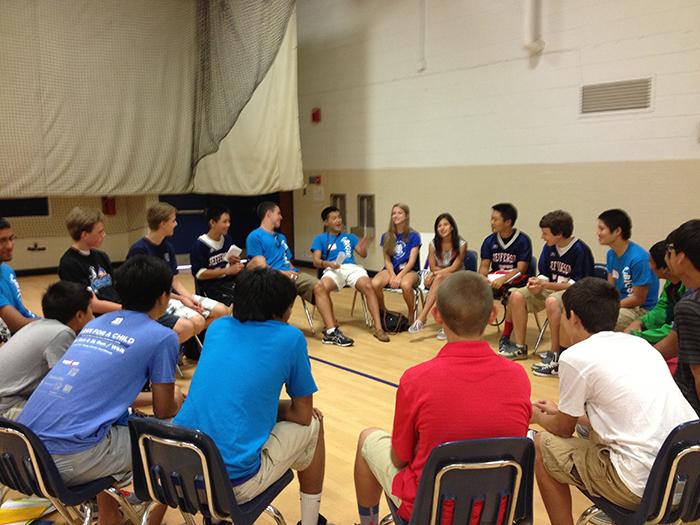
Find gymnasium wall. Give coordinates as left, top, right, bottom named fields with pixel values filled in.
left=293, top=0, right=700, bottom=269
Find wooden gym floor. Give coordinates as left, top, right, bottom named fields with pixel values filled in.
left=15, top=270, right=594, bottom=525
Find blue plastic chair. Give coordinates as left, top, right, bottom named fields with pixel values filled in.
left=379, top=437, right=534, bottom=525
left=593, top=263, right=608, bottom=280
left=128, top=416, right=292, bottom=525
left=577, top=419, right=700, bottom=525
left=0, top=417, right=136, bottom=525
left=464, top=249, right=478, bottom=272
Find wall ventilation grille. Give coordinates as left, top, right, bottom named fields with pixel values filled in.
left=581, top=78, right=652, bottom=114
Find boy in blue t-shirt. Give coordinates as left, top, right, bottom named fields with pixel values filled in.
left=598, top=209, right=659, bottom=331
left=310, top=206, right=390, bottom=342
left=19, top=255, right=184, bottom=525
left=499, top=211, right=594, bottom=375
left=0, top=218, right=37, bottom=341
left=189, top=206, right=244, bottom=306
left=247, top=201, right=353, bottom=347
left=175, top=268, right=331, bottom=525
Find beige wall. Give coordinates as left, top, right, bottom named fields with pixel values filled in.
left=294, top=160, right=700, bottom=271
left=8, top=195, right=156, bottom=270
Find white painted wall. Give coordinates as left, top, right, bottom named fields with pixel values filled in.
left=297, top=0, right=700, bottom=169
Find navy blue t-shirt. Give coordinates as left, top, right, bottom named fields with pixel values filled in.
left=480, top=230, right=532, bottom=272
left=127, top=237, right=178, bottom=276
left=537, top=238, right=595, bottom=283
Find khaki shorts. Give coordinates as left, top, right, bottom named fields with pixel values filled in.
left=321, top=264, right=369, bottom=291
left=360, top=430, right=402, bottom=507
left=510, top=287, right=564, bottom=313
left=539, top=431, right=641, bottom=510
left=234, top=417, right=320, bottom=504
left=167, top=295, right=220, bottom=320
left=52, top=425, right=132, bottom=486
left=0, top=401, right=26, bottom=421
left=616, top=306, right=647, bottom=332
left=293, top=272, right=318, bottom=303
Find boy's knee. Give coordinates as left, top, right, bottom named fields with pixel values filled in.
left=357, top=427, right=383, bottom=448
left=191, top=314, right=206, bottom=334
left=510, top=290, right=525, bottom=306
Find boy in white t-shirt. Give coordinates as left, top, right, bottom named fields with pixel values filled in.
left=531, top=277, right=696, bottom=525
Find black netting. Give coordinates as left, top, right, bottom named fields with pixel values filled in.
left=193, top=0, right=295, bottom=168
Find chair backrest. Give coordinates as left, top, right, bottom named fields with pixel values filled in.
left=409, top=437, right=534, bottom=525
left=527, top=255, right=537, bottom=278
left=464, top=250, right=478, bottom=272
left=128, top=416, right=241, bottom=523
left=636, top=419, right=700, bottom=523
left=0, top=417, right=69, bottom=501
left=420, top=232, right=434, bottom=271
left=593, top=263, right=608, bottom=280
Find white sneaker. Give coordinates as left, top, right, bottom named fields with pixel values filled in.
left=436, top=328, right=446, bottom=340
left=408, top=319, right=425, bottom=333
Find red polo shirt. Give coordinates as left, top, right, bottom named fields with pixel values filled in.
left=390, top=340, right=531, bottom=520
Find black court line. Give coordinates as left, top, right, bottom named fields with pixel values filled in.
left=309, top=355, right=399, bottom=388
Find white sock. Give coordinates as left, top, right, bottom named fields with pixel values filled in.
left=300, top=491, right=322, bottom=525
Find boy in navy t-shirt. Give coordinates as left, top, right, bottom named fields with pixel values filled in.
left=597, top=209, right=659, bottom=331
left=189, top=206, right=244, bottom=306
left=310, top=206, right=390, bottom=342
left=499, top=211, right=594, bottom=375
left=175, top=268, right=331, bottom=525
left=19, top=256, right=184, bottom=525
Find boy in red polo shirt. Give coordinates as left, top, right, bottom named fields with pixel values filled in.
left=353, top=271, right=532, bottom=524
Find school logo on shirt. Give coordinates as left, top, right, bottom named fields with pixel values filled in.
left=621, top=266, right=633, bottom=293
left=394, top=240, right=406, bottom=258
left=111, top=317, right=124, bottom=326
left=341, top=237, right=353, bottom=257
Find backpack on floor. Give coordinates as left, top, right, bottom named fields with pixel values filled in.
left=380, top=309, right=410, bottom=334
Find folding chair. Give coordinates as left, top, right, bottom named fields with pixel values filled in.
left=0, top=417, right=137, bottom=525
left=300, top=297, right=316, bottom=335
left=128, top=416, right=292, bottom=525
left=464, top=249, right=478, bottom=272
left=379, top=437, right=534, bottom=525
left=576, top=419, right=700, bottom=525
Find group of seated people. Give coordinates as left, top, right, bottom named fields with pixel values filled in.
left=0, top=201, right=700, bottom=525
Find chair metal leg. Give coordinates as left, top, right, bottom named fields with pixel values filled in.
left=360, top=292, right=372, bottom=327
left=264, top=504, right=287, bottom=524
left=534, top=318, right=549, bottom=352
left=533, top=311, right=542, bottom=331
left=80, top=501, right=96, bottom=525
left=379, top=514, right=394, bottom=525
left=576, top=505, right=604, bottom=525
left=0, top=485, right=8, bottom=504
left=179, top=511, right=197, bottom=525
left=351, top=289, right=358, bottom=316
left=105, top=486, right=140, bottom=525
left=46, top=495, right=81, bottom=525
left=301, top=299, right=316, bottom=335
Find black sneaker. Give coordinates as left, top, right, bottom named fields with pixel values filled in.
left=532, top=360, right=559, bottom=377
left=532, top=351, right=556, bottom=369
left=297, top=513, right=329, bottom=525
left=322, top=327, right=354, bottom=347
left=499, top=341, right=528, bottom=360
left=498, top=335, right=510, bottom=352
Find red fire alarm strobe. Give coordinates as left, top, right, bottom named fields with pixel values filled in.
left=311, top=107, right=321, bottom=123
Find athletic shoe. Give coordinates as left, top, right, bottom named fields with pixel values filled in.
left=589, top=512, right=613, bottom=525
left=498, top=335, right=510, bottom=352
left=499, top=341, right=528, bottom=360
left=373, top=328, right=390, bottom=343
left=436, top=328, right=446, bottom=340
left=297, top=514, right=332, bottom=525
left=408, top=319, right=425, bottom=333
left=532, top=351, right=556, bottom=367
left=532, top=360, right=558, bottom=377
left=322, top=327, right=354, bottom=347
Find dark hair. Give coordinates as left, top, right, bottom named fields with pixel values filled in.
left=115, top=255, right=172, bottom=312
left=432, top=213, right=461, bottom=262
left=667, top=219, right=700, bottom=270
left=256, top=201, right=279, bottom=222
left=233, top=268, right=297, bottom=322
left=598, top=209, right=632, bottom=240
left=539, top=210, right=573, bottom=238
left=42, top=281, right=92, bottom=324
left=0, top=218, right=10, bottom=230
left=492, top=203, right=517, bottom=226
left=321, top=206, right=340, bottom=222
left=206, top=206, right=230, bottom=224
left=649, top=241, right=668, bottom=270
left=562, top=277, right=620, bottom=333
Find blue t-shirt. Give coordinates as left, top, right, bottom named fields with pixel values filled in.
left=0, top=263, right=36, bottom=321
left=606, top=241, right=659, bottom=310
left=480, top=230, right=533, bottom=272
left=246, top=227, right=295, bottom=272
left=537, top=238, right=594, bottom=283
left=380, top=231, right=421, bottom=273
left=18, top=310, right=179, bottom=454
left=174, top=317, right=317, bottom=482
left=127, top=237, right=178, bottom=276
left=310, top=232, right=358, bottom=265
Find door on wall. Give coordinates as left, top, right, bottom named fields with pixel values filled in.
left=159, top=192, right=295, bottom=257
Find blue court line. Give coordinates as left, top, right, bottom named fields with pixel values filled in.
left=309, top=355, right=399, bottom=388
